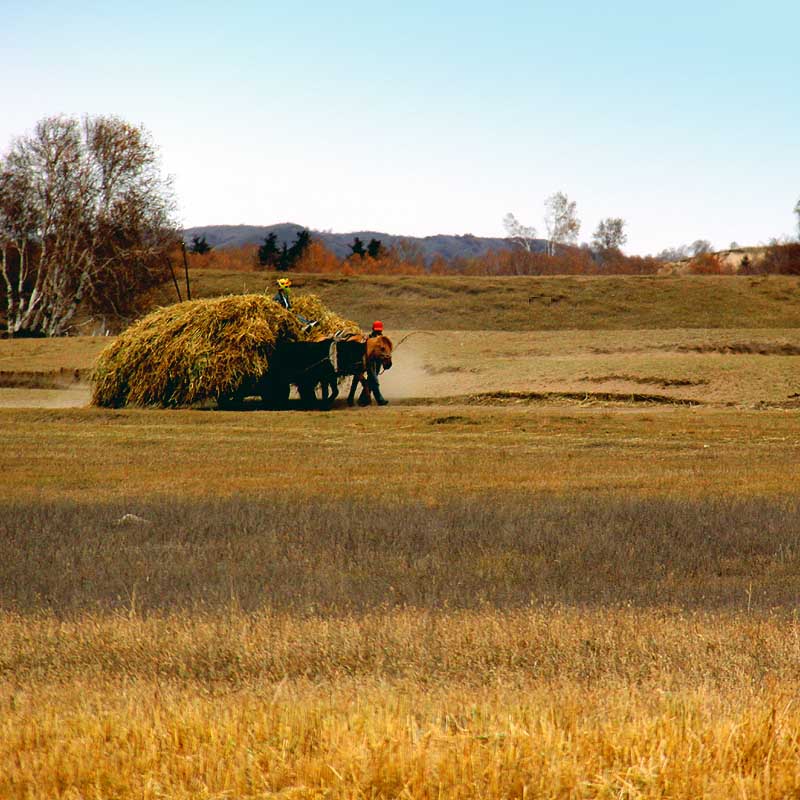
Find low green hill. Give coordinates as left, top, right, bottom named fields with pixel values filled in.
left=159, top=272, right=800, bottom=331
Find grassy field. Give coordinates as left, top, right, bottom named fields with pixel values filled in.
left=153, top=271, right=800, bottom=331
left=3, top=274, right=800, bottom=797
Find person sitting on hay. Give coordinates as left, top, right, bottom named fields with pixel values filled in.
left=272, top=277, right=317, bottom=333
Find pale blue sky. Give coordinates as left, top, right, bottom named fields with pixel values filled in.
left=2, top=0, right=798, bottom=254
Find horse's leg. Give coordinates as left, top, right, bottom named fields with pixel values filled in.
left=357, top=374, right=372, bottom=406
left=297, top=380, right=317, bottom=409
left=347, top=374, right=359, bottom=406
left=320, top=374, right=338, bottom=410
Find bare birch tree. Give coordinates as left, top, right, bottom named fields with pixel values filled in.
left=0, top=115, right=176, bottom=336
left=690, top=239, right=713, bottom=256
left=543, top=192, right=580, bottom=256
left=794, top=197, right=800, bottom=239
left=591, top=217, right=627, bottom=252
left=502, top=212, right=537, bottom=252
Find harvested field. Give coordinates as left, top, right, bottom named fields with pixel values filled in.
left=4, top=275, right=800, bottom=797
left=3, top=490, right=800, bottom=797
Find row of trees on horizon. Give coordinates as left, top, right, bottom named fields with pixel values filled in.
left=187, top=226, right=800, bottom=280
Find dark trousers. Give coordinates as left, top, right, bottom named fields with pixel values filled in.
left=365, top=363, right=386, bottom=404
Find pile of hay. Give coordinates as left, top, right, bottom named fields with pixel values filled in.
left=291, top=294, right=360, bottom=337
left=92, top=293, right=359, bottom=408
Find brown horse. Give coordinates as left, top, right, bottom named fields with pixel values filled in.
left=350, top=334, right=393, bottom=406
left=315, top=333, right=393, bottom=406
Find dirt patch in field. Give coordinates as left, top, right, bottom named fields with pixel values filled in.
left=0, top=387, right=90, bottom=408
left=674, top=342, right=800, bottom=355
left=581, top=374, right=708, bottom=388
left=405, top=390, right=702, bottom=407
left=591, top=341, right=800, bottom=356
left=0, top=368, right=90, bottom=389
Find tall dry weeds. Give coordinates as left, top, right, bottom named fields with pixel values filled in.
left=2, top=495, right=798, bottom=614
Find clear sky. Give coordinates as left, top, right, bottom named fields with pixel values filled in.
left=2, top=0, right=798, bottom=255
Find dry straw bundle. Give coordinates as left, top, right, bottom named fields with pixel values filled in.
left=291, top=294, right=360, bottom=339
left=92, top=293, right=359, bottom=408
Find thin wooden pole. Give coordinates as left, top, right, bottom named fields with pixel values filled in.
left=167, top=251, right=182, bottom=302
left=181, top=241, right=191, bottom=301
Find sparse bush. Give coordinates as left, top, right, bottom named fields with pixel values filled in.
left=689, top=252, right=724, bottom=274
left=759, top=242, right=800, bottom=275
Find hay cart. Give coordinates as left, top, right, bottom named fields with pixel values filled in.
left=219, top=337, right=351, bottom=410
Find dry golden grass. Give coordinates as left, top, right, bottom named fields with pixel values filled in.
left=2, top=609, right=800, bottom=798
left=3, top=405, right=800, bottom=796
left=0, top=404, right=800, bottom=502
left=0, top=335, right=108, bottom=374
left=1, top=404, right=799, bottom=502
left=4, top=495, right=799, bottom=613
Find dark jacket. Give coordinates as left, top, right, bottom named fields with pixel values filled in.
left=273, top=290, right=291, bottom=309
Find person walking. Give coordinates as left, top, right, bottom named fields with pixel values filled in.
left=360, top=320, right=389, bottom=406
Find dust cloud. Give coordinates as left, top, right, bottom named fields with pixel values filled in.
left=380, top=347, right=432, bottom=399
left=0, top=387, right=90, bottom=408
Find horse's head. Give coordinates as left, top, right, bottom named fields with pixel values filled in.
left=366, top=335, right=393, bottom=370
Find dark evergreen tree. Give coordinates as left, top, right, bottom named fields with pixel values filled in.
left=367, top=238, right=384, bottom=259
left=257, top=233, right=280, bottom=268
left=277, top=242, right=290, bottom=271
left=287, top=229, right=311, bottom=265
left=349, top=237, right=366, bottom=258
left=190, top=234, right=211, bottom=254
left=275, top=229, right=312, bottom=271
left=740, top=254, right=752, bottom=274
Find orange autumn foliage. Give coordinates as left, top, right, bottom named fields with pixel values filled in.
left=187, top=245, right=259, bottom=272
left=291, top=241, right=342, bottom=273
left=181, top=240, right=665, bottom=277
left=688, top=252, right=724, bottom=275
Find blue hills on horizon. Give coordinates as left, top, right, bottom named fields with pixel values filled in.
left=182, top=222, right=548, bottom=263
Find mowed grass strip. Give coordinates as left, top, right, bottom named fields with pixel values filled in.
left=2, top=405, right=799, bottom=501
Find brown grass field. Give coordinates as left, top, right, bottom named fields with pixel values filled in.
left=2, top=272, right=800, bottom=798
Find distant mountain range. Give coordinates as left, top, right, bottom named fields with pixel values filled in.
left=182, top=223, right=548, bottom=263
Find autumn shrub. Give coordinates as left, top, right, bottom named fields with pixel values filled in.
left=759, top=242, right=800, bottom=275
left=458, top=247, right=664, bottom=276
left=186, top=244, right=259, bottom=272
left=291, top=241, right=342, bottom=273
left=688, top=252, right=724, bottom=274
